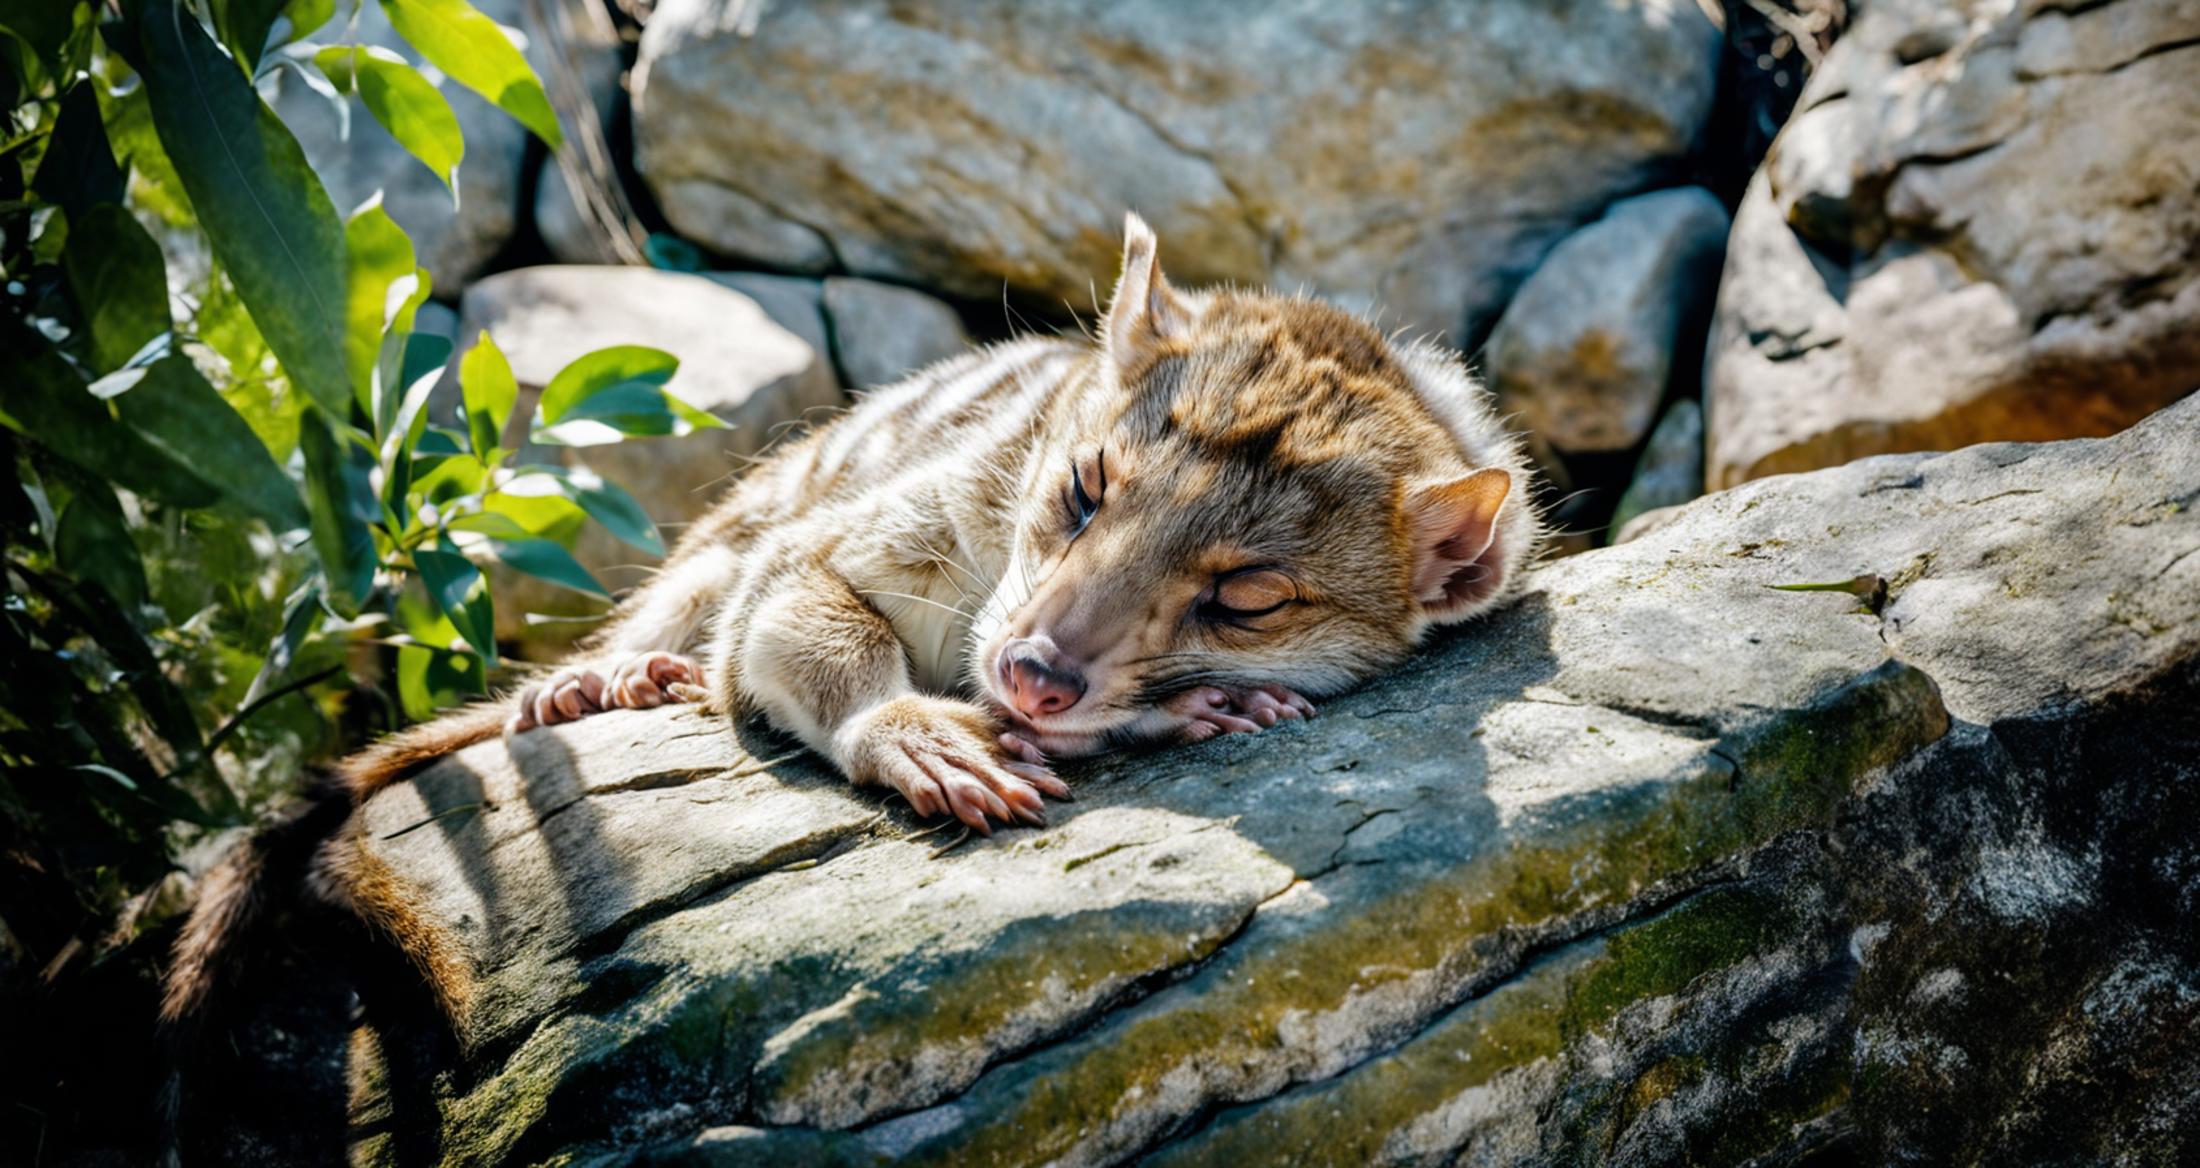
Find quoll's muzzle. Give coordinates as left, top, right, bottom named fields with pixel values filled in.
left=999, top=636, right=1088, bottom=718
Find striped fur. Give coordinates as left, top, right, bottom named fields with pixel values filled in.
left=162, top=215, right=1541, bottom=1041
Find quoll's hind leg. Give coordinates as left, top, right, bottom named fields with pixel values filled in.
left=1166, top=684, right=1318, bottom=743
left=734, top=560, right=1070, bottom=834
left=507, top=545, right=739, bottom=735
left=507, top=651, right=708, bottom=734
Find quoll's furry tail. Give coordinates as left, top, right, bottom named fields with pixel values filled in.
left=156, top=703, right=510, bottom=1156
left=158, top=704, right=508, bottom=1024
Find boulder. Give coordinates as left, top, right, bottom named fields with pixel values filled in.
left=314, top=396, right=2198, bottom=1165
left=707, top=273, right=975, bottom=390
left=632, top=0, right=1723, bottom=342
left=1488, top=188, right=1728, bottom=454
left=1704, top=0, right=2200, bottom=488
left=445, top=267, right=843, bottom=649
left=1610, top=397, right=1705, bottom=543
left=821, top=278, right=972, bottom=389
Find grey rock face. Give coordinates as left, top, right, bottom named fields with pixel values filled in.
left=631, top=0, right=1722, bottom=343
left=1610, top=397, right=1705, bottom=543
left=339, top=396, right=2200, bottom=1165
left=821, top=279, right=972, bottom=390
left=1704, top=0, right=2200, bottom=488
left=1489, top=188, right=1728, bottom=454
left=445, top=266, right=843, bottom=650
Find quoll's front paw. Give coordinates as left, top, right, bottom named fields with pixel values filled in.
left=842, top=696, right=1071, bottom=834
left=507, top=651, right=707, bottom=734
left=1167, top=684, right=1317, bottom=743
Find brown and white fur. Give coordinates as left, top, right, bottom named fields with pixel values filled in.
left=161, top=216, right=1539, bottom=1041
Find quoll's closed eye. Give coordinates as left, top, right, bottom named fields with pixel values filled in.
left=1204, top=569, right=1297, bottom=621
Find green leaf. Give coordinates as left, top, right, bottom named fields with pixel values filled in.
left=395, top=642, right=483, bottom=720
left=316, top=44, right=464, bottom=194
left=0, top=317, right=220, bottom=509
left=111, top=356, right=311, bottom=530
left=531, top=465, right=661, bottom=556
left=459, top=331, right=517, bottom=458
left=491, top=537, right=607, bottom=598
left=62, top=203, right=171, bottom=374
left=537, top=345, right=680, bottom=424
left=300, top=414, right=378, bottom=615
left=343, top=196, right=418, bottom=407
left=382, top=0, right=562, bottom=148
left=374, top=329, right=451, bottom=444
left=55, top=483, right=148, bottom=612
left=408, top=451, right=486, bottom=504
left=210, top=0, right=287, bottom=68
left=413, top=546, right=496, bottom=662
left=30, top=80, right=124, bottom=218
left=241, top=581, right=324, bottom=706
left=138, top=0, right=351, bottom=417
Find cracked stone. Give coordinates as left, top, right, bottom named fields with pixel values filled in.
left=1705, top=0, right=2200, bottom=489
left=629, top=0, right=1722, bottom=343
left=325, top=395, right=2199, bottom=1165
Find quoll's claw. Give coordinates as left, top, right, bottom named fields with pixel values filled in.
left=1167, top=683, right=1317, bottom=743
left=507, top=651, right=707, bottom=735
left=851, top=697, right=1071, bottom=833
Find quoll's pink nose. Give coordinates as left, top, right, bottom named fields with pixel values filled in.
left=1003, top=644, right=1087, bottom=718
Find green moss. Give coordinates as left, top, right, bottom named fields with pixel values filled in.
left=911, top=662, right=1944, bottom=1166
left=1562, top=885, right=1800, bottom=1039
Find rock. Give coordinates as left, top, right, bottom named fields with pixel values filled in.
left=274, top=0, right=530, bottom=291
left=318, top=396, right=2199, bottom=1164
left=446, top=267, right=843, bottom=649
left=707, top=273, right=974, bottom=390
left=1704, top=0, right=2200, bottom=488
left=822, top=278, right=972, bottom=389
left=1610, top=398, right=1705, bottom=542
left=704, top=272, right=836, bottom=366
left=632, top=0, right=1723, bottom=342
left=1489, top=188, right=1729, bottom=454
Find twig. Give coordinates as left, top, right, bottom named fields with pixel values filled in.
left=202, top=665, right=343, bottom=757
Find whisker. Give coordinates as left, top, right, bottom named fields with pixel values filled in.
left=856, top=590, right=979, bottom=620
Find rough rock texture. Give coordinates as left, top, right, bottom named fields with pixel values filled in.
left=821, top=279, right=973, bottom=390
left=445, top=267, right=843, bottom=647
left=1488, top=188, right=1728, bottom=454
left=1704, top=0, right=2200, bottom=488
left=632, top=0, right=1722, bottom=342
left=704, top=273, right=973, bottom=392
left=1611, top=398, right=1705, bottom=544
left=336, top=396, right=2200, bottom=1165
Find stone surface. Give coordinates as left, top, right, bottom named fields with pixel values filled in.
left=706, top=273, right=974, bottom=391
left=445, top=267, right=843, bottom=648
left=333, top=397, right=2200, bottom=1165
left=1611, top=397, right=1705, bottom=543
left=1704, top=0, right=2200, bottom=488
left=632, top=0, right=1723, bottom=342
left=1489, top=188, right=1728, bottom=454
left=821, top=278, right=973, bottom=389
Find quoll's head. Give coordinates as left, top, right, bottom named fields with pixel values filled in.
left=973, top=214, right=1540, bottom=755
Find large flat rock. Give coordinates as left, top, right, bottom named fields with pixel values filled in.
left=343, top=397, right=2200, bottom=1165
left=630, top=0, right=1721, bottom=343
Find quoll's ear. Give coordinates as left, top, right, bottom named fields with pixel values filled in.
left=1106, top=212, right=1191, bottom=365
left=1408, top=467, right=1514, bottom=621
